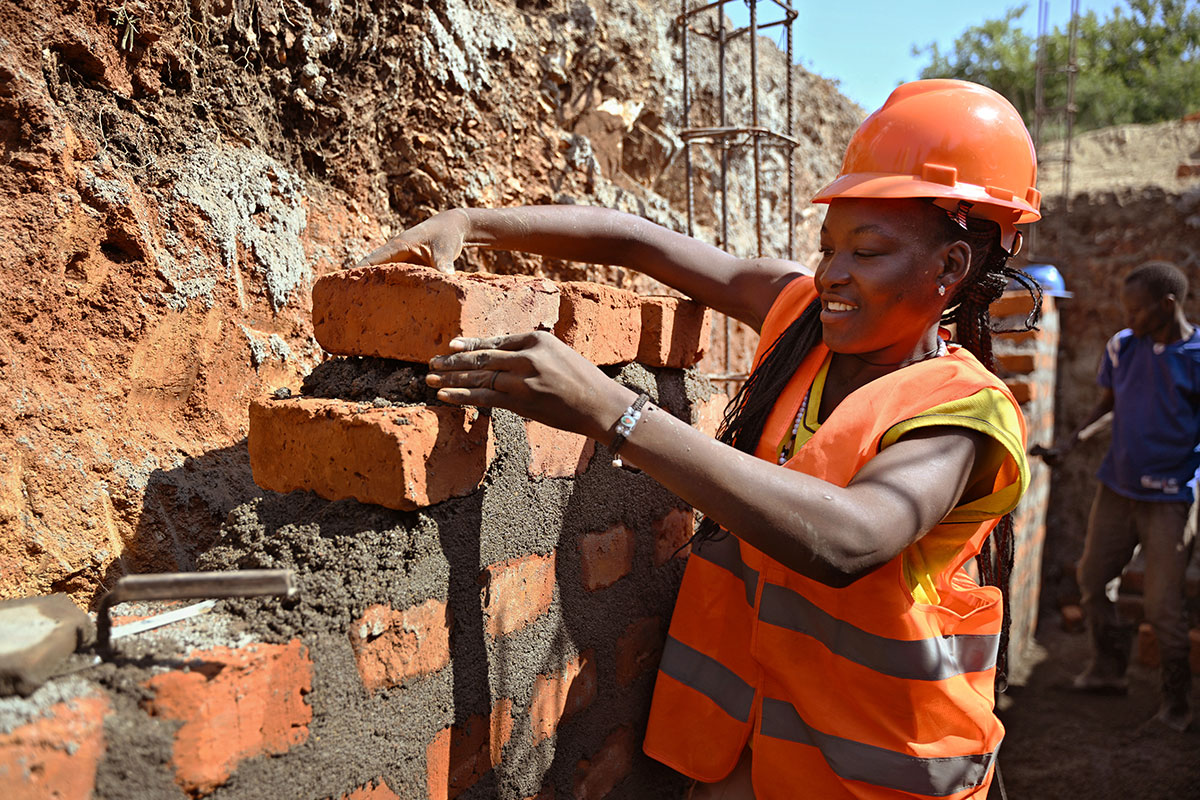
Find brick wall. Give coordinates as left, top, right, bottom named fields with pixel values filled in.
left=1, top=272, right=1062, bottom=798
left=0, top=265, right=713, bottom=800
left=991, top=290, right=1060, bottom=680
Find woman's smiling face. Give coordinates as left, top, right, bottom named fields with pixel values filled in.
left=814, top=198, right=955, bottom=363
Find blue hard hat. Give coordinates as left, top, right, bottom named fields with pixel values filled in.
left=1012, top=263, right=1073, bottom=298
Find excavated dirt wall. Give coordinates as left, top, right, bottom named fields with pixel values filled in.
left=0, top=0, right=860, bottom=605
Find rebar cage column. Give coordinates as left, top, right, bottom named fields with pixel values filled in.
left=676, top=0, right=799, bottom=384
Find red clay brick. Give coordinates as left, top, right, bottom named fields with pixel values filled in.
left=530, top=650, right=598, bottom=745
left=573, top=725, right=636, bottom=800
left=1178, top=162, right=1200, bottom=178
left=997, top=352, right=1037, bottom=375
left=348, top=599, right=452, bottom=691
left=617, top=616, right=665, bottom=687
left=554, top=281, right=642, bottom=365
left=0, top=693, right=109, bottom=800
left=481, top=552, right=556, bottom=638
left=691, top=391, right=729, bottom=439
left=990, top=291, right=1037, bottom=319
left=637, top=296, right=712, bottom=368
left=521, top=787, right=556, bottom=800
left=427, top=727, right=452, bottom=799
left=249, top=399, right=494, bottom=511
left=426, top=700, right=514, bottom=800
left=579, top=524, right=635, bottom=591
left=143, top=640, right=312, bottom=795
left=490, top=697, right=515, bottom=768
left=338, top=778, right=402, bottom=799
left=525, top=420, right=595, bottom=478
left=653, top=508, right=695, bottom=566
left=1059, top=604, right=1084, bottom=633
left=313, top=265, right=560, bottom=362
left=1005, top=378, right=1036, bottom=405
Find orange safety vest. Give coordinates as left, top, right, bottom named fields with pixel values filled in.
left=644, top=277, right=1025, bottom=799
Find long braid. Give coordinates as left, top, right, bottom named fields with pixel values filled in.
left=938, top=210, right=1043, bottom=693
left=694, top=300, right=823, bottom=543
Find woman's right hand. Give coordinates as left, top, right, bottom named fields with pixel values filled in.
left=356, top=209, right=472, bottom=272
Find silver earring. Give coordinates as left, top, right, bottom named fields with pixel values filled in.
left=938, top=284, right=946, bottom=297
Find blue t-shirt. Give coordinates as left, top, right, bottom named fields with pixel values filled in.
left=1096, top=327, right=1200, bottom=502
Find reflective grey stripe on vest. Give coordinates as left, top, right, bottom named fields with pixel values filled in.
left=760, top=698, right=997, bottom=797
left=692, top=533, right=758, bottom=607
left=659, top=635, right=754, bottom=723
left=758, top=582, right=998, bottom=681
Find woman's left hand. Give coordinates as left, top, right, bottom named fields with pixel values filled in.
left=426, top=331, right=634, bottom=441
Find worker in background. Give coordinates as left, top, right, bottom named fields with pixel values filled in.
left=1037, top=261, right=1197, bottom=733
left=363, top=80, right=1040, bottom=799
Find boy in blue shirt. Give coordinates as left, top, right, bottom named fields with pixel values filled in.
left=1042, top=260, right=1198, bottom=732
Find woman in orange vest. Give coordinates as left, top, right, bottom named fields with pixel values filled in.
left=365, top=80, right=1040, bottom=799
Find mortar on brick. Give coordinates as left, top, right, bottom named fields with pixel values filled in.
left=71, top=355, right=715, bottom=799
left=0, top=676, right=99, bottom=736
left=301, top=357, right=440, bottom=407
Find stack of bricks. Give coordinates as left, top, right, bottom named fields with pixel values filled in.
left=251, top=267, right=713, bottom=510
left=0, top=264, right=715, bottom=800
left=991, top=289, right=1060, bottom=678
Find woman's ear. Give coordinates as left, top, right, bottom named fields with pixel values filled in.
left=938, top=240, right=972, bottom=294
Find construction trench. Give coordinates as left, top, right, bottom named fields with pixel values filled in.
left=1, top=1, right=1200, bottom=798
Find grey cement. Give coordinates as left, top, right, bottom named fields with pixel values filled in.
left=300, top=356, right=440, bottom=407
left=85, top=361, right=713, bottom=798
left=0, top=675, right=99, bottom=735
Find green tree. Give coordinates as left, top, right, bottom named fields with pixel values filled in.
left=913, top=0, right=1200, bottom=135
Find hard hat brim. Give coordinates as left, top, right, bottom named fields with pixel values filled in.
left=812, top=172, right=1041, bottom=224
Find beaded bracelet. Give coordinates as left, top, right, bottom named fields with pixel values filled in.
left=609, top=392, right=650, bottom=468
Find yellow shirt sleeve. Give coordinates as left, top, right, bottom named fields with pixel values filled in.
left=879, top=388, right=1030, bottom=604
left=775, top=365, right=1028, bottom=605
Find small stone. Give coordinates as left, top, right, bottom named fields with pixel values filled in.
left=273, top=387, right=292, bottom=399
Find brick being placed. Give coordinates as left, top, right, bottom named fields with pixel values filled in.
left=637, top=296, right=712, bottom=368
left=554, top=281, right=643, bottom=365
left=313, top=265, right=560, bottom=363
left=249, top=398, right=495, bottom=510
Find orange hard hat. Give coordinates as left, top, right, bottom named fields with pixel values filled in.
left=813, top=79, right=1040, bottom=253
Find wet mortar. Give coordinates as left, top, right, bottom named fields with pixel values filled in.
left=86, top=358, right=716, bottom=799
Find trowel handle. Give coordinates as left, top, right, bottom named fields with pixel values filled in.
left=96, top=570, right=297, bottom=655
left=105, top=570, right=297, bottom=603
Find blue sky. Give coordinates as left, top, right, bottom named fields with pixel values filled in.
left=723, top=1, right=1120, bottom=111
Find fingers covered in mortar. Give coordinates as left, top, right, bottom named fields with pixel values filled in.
left=426, top=332, right=635, bottom=440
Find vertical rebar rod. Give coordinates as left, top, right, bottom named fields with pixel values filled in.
left=718, top=3, right=728, bottom=252
left=718, top=2, right=730, bottom=377
left=1064, top=0, right=1079, bottom=213
left=1030, top=0, right=1048, bottom=260
left=682, top=0, right=694, bottom=237
left=1034, top=0, right=1047, bottom=149
left=750, top=0, right=763, bottom=259
left=785, top=2, right=794, bottom=260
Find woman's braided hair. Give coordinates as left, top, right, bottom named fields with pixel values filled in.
left=694, top=200, right=1043, bottom=691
